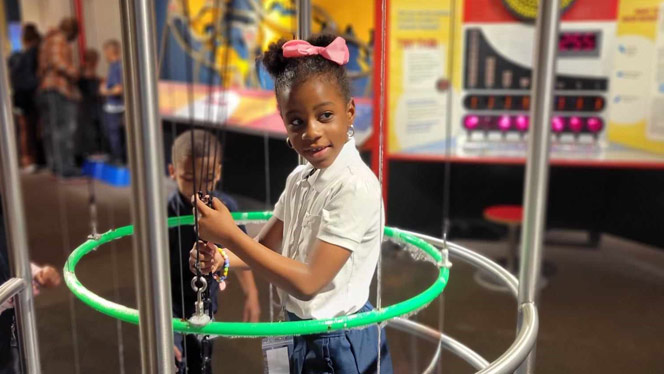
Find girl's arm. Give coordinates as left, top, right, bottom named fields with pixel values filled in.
left=189, top=216, right=284, bottom=273
left=193, top=197, right=351, bottom=301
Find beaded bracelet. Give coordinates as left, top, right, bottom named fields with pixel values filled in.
left=213, top=246, right=230, bottom=291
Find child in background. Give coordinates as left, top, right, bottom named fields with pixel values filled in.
left=168, top=130, right=260, bottom=374
left=190, top=34, right=393, bottom=373
left=77, top=49, right=105, bottom=159
left=99, top=40, right=125, bottom=165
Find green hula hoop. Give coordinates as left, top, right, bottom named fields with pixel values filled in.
left=64, top=212, right=449, bottom=337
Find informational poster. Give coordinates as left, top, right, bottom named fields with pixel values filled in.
left=387, top=0, right=460, bottom=154
left=382, top=0, right=664, bottom=165
left=609, top=0, right=664, bottom=154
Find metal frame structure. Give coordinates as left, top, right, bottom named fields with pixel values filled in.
left=119, top=0, right=175, bottom=372
left=0, top=24, right=42, bottom=374
left=0, top=0, right=559, bottom=372
left=517, top=0, right=560, bottom=372
left=394, top=233, right=540, bottom=373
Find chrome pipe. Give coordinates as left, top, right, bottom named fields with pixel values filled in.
left=297, top=0, right=312, bottom=40
left=399, top=230, right=519, bottom=298
left=0, top=278, right=26, bottom=307
left=517, top=0, right=561, bottom=371
left=118, top=0, right=174, bottom=372
left=478, top=303, right=539, bottom=374
left=388, top=317, right=490, bottom=371
left=0, top=30, right=42, bottom=374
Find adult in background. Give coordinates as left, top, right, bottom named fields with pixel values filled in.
left=8, top=24, right=42, bottom=172
left=37, top=17, right=80, bottom=178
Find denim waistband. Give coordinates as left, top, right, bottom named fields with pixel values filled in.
left=286, top=301, right=373, bottom=322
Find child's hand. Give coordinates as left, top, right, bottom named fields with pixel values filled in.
left=193, top=196, right=238, bottom=244
left=189, top=241, right=221, bottom=275
left=35, top=266, right=61, bottom=288
left=243, top=293, right=260, bottom=322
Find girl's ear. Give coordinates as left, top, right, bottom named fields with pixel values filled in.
left=347, top=98, right=356, bottom=124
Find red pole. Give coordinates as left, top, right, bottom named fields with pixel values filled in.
left=73, top=0, right=87, bottom=65
left=371, top=0, right=389, bottom=204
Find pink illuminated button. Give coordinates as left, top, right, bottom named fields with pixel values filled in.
left=498, top=115, right=511, bottom=131
left=516, top=115, right=529, bottom=131
left=569, top=116, right=583, bottom=133
left=552, top=116, right=565, bottom=133
left=464, top=115, right=480, bottom=130
left=587, top=117, right=603, bottom=133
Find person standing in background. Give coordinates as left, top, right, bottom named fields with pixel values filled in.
left=8, top=24, right=42, bottom=172
left=99, top=39, right=125, bottom=165
left=37, top=17, right=80, bottom=178
left=77, top=48, right=106, bottom=161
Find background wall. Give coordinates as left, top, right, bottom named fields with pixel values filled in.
left=19, top=0, right=72, bottom=33
left=80, top=0, right=122, bottom=73
left=18, top=0, right=122, bottom=75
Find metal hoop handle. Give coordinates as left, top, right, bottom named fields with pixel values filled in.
left=191, top=276, right=208, bottom=293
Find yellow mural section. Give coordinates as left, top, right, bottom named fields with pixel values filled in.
left=609, top=0, right=664, bottom=155
left=387, top=0, right=463, bottom=153
left=168, top=0, right=374, bottom=87
left=313, top=0, right=374, bottom=43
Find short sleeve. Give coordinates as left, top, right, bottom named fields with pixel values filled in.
left=272, top=190, right=286, bottom=221
left=317, top=179, right=380, bottom=252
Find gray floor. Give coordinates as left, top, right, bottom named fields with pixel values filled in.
left=15, top=171, right=664, bottom=373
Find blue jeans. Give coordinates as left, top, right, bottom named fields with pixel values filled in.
left=102, top=111, right=125, bottom=163
left=38, top=91, right=77, bottom=175
left=287, top=302, right=394, bottom=374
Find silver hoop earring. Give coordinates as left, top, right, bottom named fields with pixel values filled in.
left=347, top=125, right=355, bottom=138
left=286, top=137, right=294, bottom=149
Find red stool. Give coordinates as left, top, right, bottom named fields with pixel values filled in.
left=484, top=205, right=523, bottom=273
left=474, top=205, right=524, bottom=292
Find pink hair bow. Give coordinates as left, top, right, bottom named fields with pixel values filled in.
left=282, top=36, right=350, bottom=65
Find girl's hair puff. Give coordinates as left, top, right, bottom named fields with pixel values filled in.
left=260, top=33, right=351, bottom=103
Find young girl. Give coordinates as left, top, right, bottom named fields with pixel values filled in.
left=191, top=34, right=393, bottom=374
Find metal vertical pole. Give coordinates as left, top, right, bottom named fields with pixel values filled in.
left=517, top=0, right=561, bottom=373
left=118, top=1, right=174, bottom=373
left=297, top=0, right=311, bottom=40
left=296, top=0, right=311, bottom=166
left=0, top=31, right=41, bottom=374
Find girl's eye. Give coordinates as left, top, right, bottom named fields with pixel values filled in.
left=319, top=112, right=333, bottom=121
left=289, top=118, right=304, bottom=127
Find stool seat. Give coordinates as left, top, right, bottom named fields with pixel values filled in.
left=484, top=205, right=523, bottom=226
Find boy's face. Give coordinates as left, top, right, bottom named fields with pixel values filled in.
left=104, top=46, right=118, bottom=62
left=168, top=156, right=221, bottom=200
left=278, top=76, right=355, bottom=169
left=84, top=57, right=98, bottom=70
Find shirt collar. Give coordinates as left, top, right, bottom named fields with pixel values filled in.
left=303, top=137, right=360, bottom=192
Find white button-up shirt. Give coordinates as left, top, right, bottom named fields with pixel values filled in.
left=273, top=138, right=383, bottom=319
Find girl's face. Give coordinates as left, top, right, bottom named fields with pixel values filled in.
left=279, top=76, right=355, bottom=169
